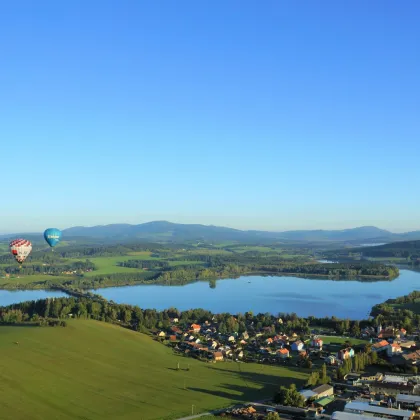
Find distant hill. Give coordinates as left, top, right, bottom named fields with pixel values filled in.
left=271, top=226, right=392, bottom=242
left=61, top=222, right=420, bottom=244
left=2, top=221, right=420, bottom=245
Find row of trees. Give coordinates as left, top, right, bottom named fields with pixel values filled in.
left=306, top=364, right=331, bottom=386
left=0, top=296, right=370, bottom=339
left=0, top=260, right=95, bottom=276
left=117, top=259, right=170, bottom=269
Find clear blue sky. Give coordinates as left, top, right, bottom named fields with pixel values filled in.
left=1, top=0, right=419, bottom=233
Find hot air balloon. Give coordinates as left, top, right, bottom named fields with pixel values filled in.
left=9, top=239, right=32, bottom=265
left=44, top=228, right=62, bottom=249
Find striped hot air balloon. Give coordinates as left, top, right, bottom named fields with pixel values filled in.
left=9, top=238, right=32, bottom=265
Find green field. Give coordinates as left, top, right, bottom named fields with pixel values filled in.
left=0, top=274, right=69, bottom=286
left=0, top=320, right=307, bottom=420
left=318, top=335, right=368, bottom=346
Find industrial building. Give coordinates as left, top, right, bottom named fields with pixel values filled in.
left=344, top=401, right=414, bottom=420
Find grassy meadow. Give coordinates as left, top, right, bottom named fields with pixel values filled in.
left=318, top=335, right=368, bottom=346
left=0, top=320, right=307, bottom=420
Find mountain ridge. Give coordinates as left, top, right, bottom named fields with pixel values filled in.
left=2, top=221, right=419, bottom=244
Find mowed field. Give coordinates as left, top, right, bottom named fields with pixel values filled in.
left=317, top=335, right=368, bottom=345
left=0, top=320, right=307, bottom=420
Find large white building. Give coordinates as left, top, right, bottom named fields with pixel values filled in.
left=344, top=401, right=414, bottom=420
left=332, top=412, right=379, bottom=420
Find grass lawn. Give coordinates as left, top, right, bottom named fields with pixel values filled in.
left=0, top=320, right=306, bottom=420
left=318, top=335, right=369, bottom=346
left=83, top=256, right=154, bottom=277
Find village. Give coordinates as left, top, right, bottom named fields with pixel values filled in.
left=156, top=318, right=420, bottom=420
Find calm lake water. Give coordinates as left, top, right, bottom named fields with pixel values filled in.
left=0, top=289, right=68, bottom=307
left=0, top=269, right=419, bottom=320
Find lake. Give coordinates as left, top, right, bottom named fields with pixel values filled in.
left=0, top=269, right=419, bottom=320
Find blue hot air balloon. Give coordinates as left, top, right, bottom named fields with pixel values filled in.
left=44, top=228, right=62, bottom=248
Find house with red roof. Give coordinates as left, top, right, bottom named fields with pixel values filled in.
left=372, top=340, right=390, bottom=353
left=312, top=338, right=323, bottom=349
left=277, top=348, right=290, bottom=359
left=191, top=324, right=201, bottom=333
left=387, top=343, right=403, bottom=357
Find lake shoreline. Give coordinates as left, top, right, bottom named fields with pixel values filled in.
left=0, top=270, right=397, bottom=292
left=0, top=269, right=418, bottom=320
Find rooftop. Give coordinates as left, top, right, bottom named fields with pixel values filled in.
left=396, top=394, right=420, bottom=404
left=313, top=384, right=334, bottom=394
left=332, top=411, right=379, bottom=420
left=315, top=396, right=335, bottom=407
left=373, top=340, right=390, bottom=348
left=345, top=401, right=414, bottom=417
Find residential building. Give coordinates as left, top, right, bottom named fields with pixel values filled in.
left=327, top=355, right=337, bottom=365
left=312, top=338, right=323, bottom=349
left=388, top=343, right=403, bottom=358
left=344, top=401, right=414, bottom=420
left=276, top=348, right=290, bottom=359
left=378, top=327, right=397, bottom=339
left=191, top=324, right=201, bottom=333
left=291, top=340, right=304, bottom=351
left=312, top=384, right=334, bottom=399
left=344, top=373, right=361, bottom=386
left=213, top=352, right=224, bottom=361
left=372, top=340, right=390, bottom=353
left=338, top=347, right=355, bottom=361
left=403, top=351, right=420, bottom=365
left=400, top=341, right=417, bottom=350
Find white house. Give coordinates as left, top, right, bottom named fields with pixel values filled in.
left=387, top=343, right=403, bottom=358
left=312, top=338, right=323, bottom=349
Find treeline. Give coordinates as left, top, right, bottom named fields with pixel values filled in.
left=370, top=292, right=420, bottom=332
left=243, top=262, right=399, bottom=279
left=0, top=308, right=67, bottom=327
left=0, top=296, right=366, bottom=337
left=326, top=240, right=420, bottom=262
left=0, top=260, right=96, bottom=276
left=117, top=259, right=170, bottom=269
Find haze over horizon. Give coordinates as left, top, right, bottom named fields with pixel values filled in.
left=0, top=219, right=417, bottom=236
left=1, top=1, right=419, bottom=233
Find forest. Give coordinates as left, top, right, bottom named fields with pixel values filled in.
left=0, top=239, right=400, bottom=292
left=324, top=240, right=420, bottom=264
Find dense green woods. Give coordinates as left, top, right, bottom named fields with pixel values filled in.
left=325, top=240, right=420, bottom=265
left=371, top=291, right=420, bottom=331
left=0, top=294, right=383, bottom=339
